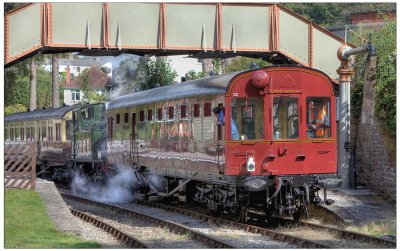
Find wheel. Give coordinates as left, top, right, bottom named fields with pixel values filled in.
left=293, top=205, right=309, bottom=222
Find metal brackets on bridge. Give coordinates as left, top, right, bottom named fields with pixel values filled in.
left=5, top=3, right=349, bottom=80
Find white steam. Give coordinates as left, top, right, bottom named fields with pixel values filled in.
left=70, top=164, right=139, bottom=203
left=110, top=54, right=143, bottom=99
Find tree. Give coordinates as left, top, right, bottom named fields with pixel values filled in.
left=225, top=57, right=270, bottom=73
left=137, top=57, right=177, bottom=91
left=78, top=68, right=107, bottom=104
left=283, top=3, right=393, bottom=27
left=350, top=18, right=396, bottom=137
left=185, top=70, right=207, bottom=80
left=52, top=54, right=60, bottom=108
left=36, top=66, right=52, bottom=109
left=5, top=104, right=27, bottom=115
left=29, top=58, right=37, bottom=111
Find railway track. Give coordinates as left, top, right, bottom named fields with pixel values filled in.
left=136, top=199, right=396, bottom=248
left=57, top=184, right=395, bottom=248
left=300, top=220, right=396, bottom=248
left=61, top=192, right=234, bottom=248
left=70, top=208, right=149, bottom=248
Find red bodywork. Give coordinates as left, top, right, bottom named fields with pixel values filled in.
left=224, top=67, right=337, bottom=176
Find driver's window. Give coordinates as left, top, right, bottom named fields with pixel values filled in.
left=273, top=97, right=298, bottom=139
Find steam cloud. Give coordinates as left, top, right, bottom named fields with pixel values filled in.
left=70, top=164, right=139, bottom=203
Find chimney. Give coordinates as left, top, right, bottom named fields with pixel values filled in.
left=66, top=65, right=71, bottom=85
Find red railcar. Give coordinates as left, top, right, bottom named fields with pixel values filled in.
left=107, top=65, right=341, bottom=221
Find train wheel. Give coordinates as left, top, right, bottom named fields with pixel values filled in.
left=293, top=204, right=309, bottom=222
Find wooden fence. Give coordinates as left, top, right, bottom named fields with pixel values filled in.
left=5, top=142, right=36, bottom=190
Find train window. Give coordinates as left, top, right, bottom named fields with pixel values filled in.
left=168, top=107, right=174, bottom=119
left=273, top=97, right=298, bottom=139
left=116, top=114, right=121, bottom=124
left=41, top=126, right=47, bottom=141
left=231, top=97, right=264, bottom=140
left=124, top=113, right=129, bottom=123
left=147, top=109, right=153, bottom=121
left=157, top=108, right=163, bottom=120
left=194, top=104, right=200, bottom=117
left=140, top=110, right=145, bottom=122
left=204, top=103, right=212, bottom=117
left=56, top=123, right=61, bottom=141
left=15, top=128, right=20, bottom=141
left=181, top=105, right=187, bottom=118
left=306, top=97, right=331, bottom=138
left=48, top=126, right=53, bottom=141
left=20, top=128, right=25, bottom=141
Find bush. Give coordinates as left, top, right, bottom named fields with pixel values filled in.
left=351, top=18, right=396, bottom=137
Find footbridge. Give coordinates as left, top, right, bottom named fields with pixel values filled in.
left=5, top=3, right=350, bottom=79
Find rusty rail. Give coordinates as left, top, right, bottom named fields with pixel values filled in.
left=300, top=221, right=396, bottom=248
left=70, top=208, right=149, bottom=248
left=137, top=200, right=329, bottom=248
left=61, top=192, right=235, bottom=248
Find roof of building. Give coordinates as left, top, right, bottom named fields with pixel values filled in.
left=65, top=66, right=110, bottom=89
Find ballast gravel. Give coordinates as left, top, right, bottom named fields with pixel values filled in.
left=62, top=190, right=298, bottom=248
left=112, top=200, right=298, bottom=249
left=75, top=218, right=128, bottom=248
left=66, top=198, right=210, bottom=249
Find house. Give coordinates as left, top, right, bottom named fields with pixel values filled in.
left=63, top=66, right=110, bottom=105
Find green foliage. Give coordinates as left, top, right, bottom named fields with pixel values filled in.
left=350, top=18, right=396, bottom=137
left=4, top=104, right=27, bottom=115
left=77, top=68, right=106, bottom=103
left=283, top=3, right=393, bottom=27
left=137, top=57, right=178, bottom=90
left=36, top=66, right=52, bottom=109
left=185, top=70, right=206, bottom=80
left=5, top=189, right=100, bottom=248
left=225, top=57, right=270, bottom=73
left=5, top=61, right=52, bottom=110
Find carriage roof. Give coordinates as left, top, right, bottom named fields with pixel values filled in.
left=107, top=72, right=239, bottom=111
left=4, top=105, right=80, bottom=122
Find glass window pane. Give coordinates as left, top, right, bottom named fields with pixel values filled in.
left=273, top=97, right=298, bottom=139
left=306, top=98, right=331, bottom=138
left=231, top=97, right=264, bottom=140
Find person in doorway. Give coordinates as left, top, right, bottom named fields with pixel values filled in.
left=290, top=119, right=298, bottom=139
left=213, top=106, right=240, bottom=140
left=307, top=101, right=329, bottom=138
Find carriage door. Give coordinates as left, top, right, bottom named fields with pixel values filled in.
left=130, top=113, right=138, bottom=167
left=272, top=95, right=304, bottom=174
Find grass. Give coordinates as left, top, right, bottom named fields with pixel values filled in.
left=5, top=188, right=101, bottom=248
left=347, top=220, right=397, bottom=237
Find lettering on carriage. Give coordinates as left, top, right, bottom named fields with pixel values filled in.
left=271, top=89, right=302, bottom=93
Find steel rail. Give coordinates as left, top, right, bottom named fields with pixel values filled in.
left=300, top=221, right=396, bottom=248
left=61, top=192, right=235, bottom=249
left=137, top=200, right=329, bottom=248
left=70, top=208, right=149, bottom=248
left=142, top=199, right=396, bottom=248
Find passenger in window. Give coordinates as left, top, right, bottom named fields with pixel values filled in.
left=213, top=106, right=240, bottom=140
left=307, top=101, right=329, bottom=138
left=212, top=106, right=225, bottom=125
left=290, top=119, right=298, bottom=139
